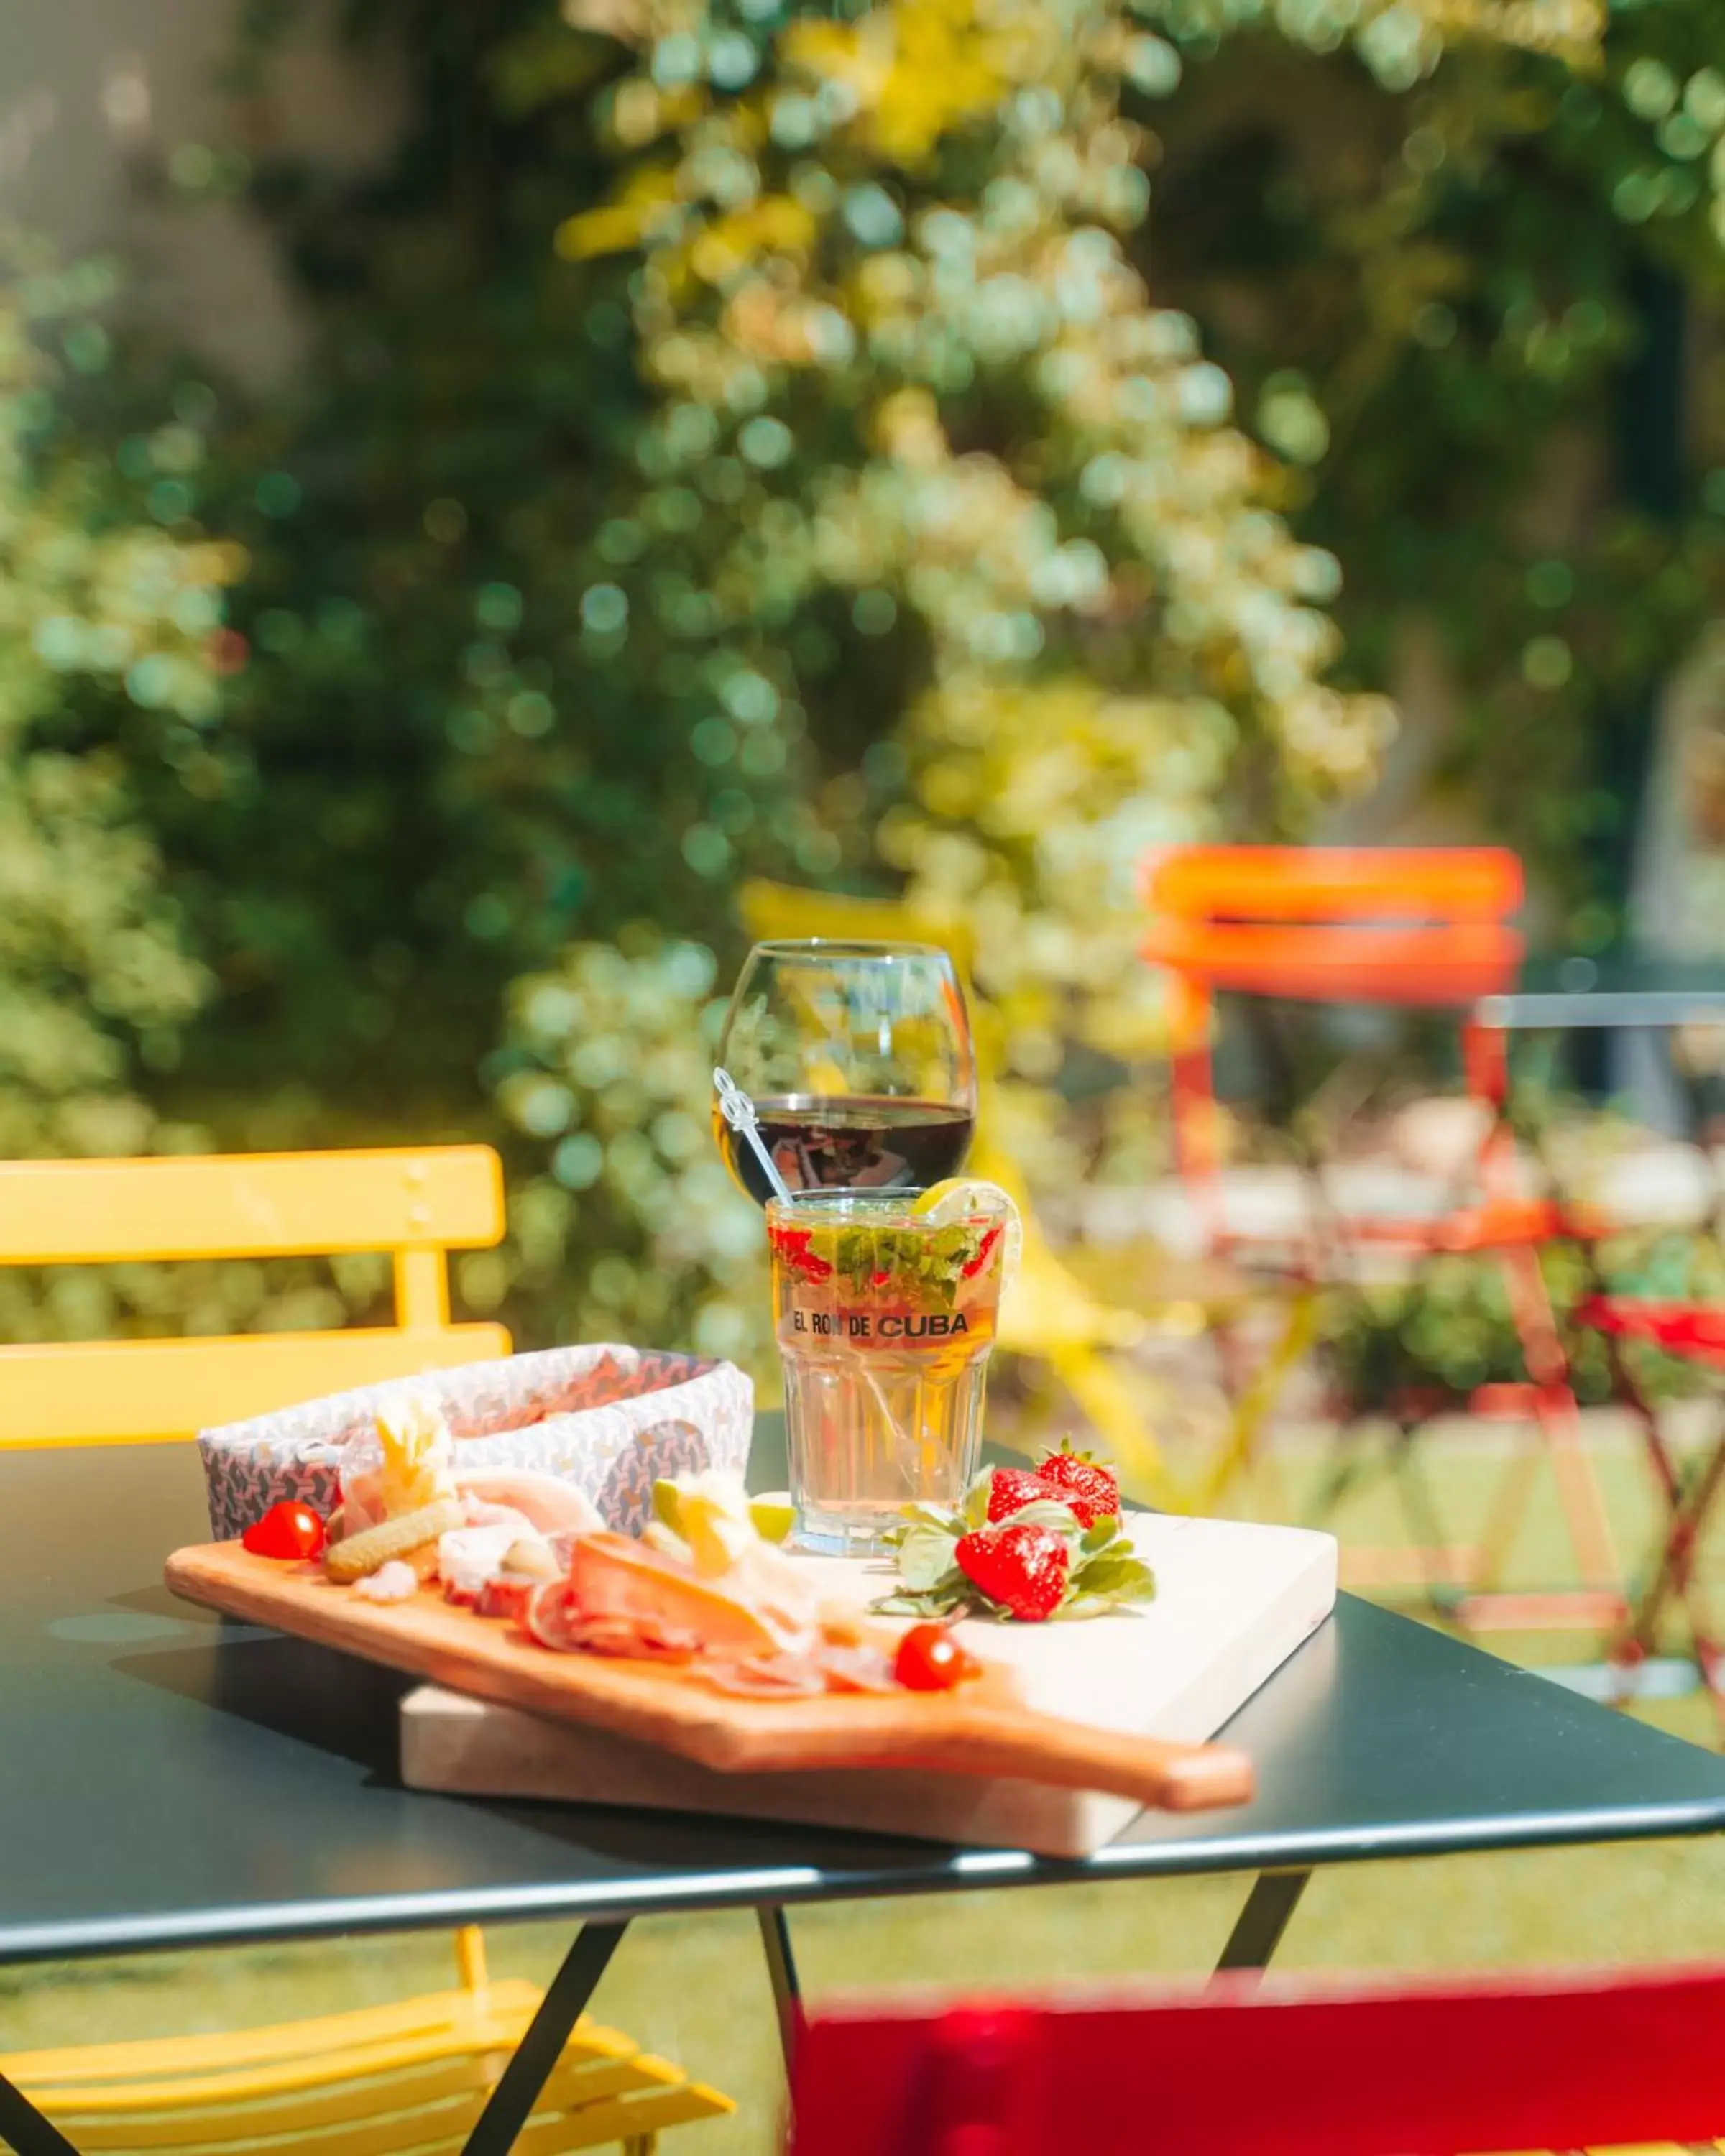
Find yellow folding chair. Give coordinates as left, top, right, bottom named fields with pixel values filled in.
left=0, top=1146, right=511, bottom=1445
left=2, top=1927, right=732, bottom=2156
left=0, top=1144, right=731, bottom=2154
left=736, top=881, right=1169, bottom=1501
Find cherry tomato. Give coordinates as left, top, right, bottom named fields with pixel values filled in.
left=242, top=1501, right=327, bottom=1561
left=893, top=1621, right=978, bottom=1692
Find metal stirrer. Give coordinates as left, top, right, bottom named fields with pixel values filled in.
left=714, top=1067, right=793, bottom=1202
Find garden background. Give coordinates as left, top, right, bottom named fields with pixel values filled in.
left=14, top=3, right=1725, bottom=2144
left=9, top=0, right=1725, bottom=1404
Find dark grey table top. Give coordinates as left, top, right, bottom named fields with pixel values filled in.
left=5, top=1437, right=1725, bottom=1966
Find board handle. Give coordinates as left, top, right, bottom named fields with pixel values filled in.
left=896, top=1708, right=1254, bottom=1813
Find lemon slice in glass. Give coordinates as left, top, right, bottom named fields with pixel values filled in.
left=910, top=1177, right=1023, bottom=1283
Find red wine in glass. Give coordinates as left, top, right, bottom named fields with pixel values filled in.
left=714, top=940, right=978, bottom=1204
left=714, top=1094, right=974, bottom=1206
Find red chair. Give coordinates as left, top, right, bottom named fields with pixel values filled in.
left=1142, top=844, right=1625, bottom=1631
left=1576, top=1294, right=1725, bottom=1730
left=788, top=1963, right=1725, bottom=2155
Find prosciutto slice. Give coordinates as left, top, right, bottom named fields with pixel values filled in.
left=516, top=1539, right=903, bottom=1698
left=453, top=1470, right=602, bottom=1539
left=522, top=1579, right=702, bottom=1659
left=703, top=1654, right=828, bottom=1699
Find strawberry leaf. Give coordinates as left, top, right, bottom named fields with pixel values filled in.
left=899, top=1503, right=957, bottom=1535
left=960, top=1473, right=994, bottom=1532
left=1055, top=1593, right=1150, bottom=1621
left=872, top=1588, right=966, bottom=1618
left=1069, top=1549, right=1156, bottom=1602
left=1080, top=1515, right=1121, bottom=1554
left=898, top=1522, right=965, bottom=1593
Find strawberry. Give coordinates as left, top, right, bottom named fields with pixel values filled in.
left=1036, top=1442, right=1119, bottom=1528
left=986, top=1466, right=1054, bottom=1523
left=955, top=1522, right=1071, bottom=1621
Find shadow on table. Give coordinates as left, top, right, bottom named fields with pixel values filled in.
left=109, top=1630, right=962, bottom=1882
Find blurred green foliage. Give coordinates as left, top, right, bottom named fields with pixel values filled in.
left=1149, top=0, right=1725, bottom=941
left=0, top=234, right=402, bottom=1345
left=9, top=0, right=1725, bottom=1386
left=0, top=236, right=218, bottom=1157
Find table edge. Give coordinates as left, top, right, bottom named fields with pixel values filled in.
left=7, top=1789, right=1725, bottom=1968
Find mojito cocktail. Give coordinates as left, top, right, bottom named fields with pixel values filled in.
left=767, top=1184, right=1011, bottom=1553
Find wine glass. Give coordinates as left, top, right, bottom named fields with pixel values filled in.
left=713, top=941, right=977, bottom=1204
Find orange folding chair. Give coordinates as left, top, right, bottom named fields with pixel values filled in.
left=1142, top=845, right=1626, bottom=1631
left=788, top=1961, right=1725, bottom=2155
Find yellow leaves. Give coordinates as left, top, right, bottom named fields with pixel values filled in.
left=557, top=203, right=655, bottom=261
left=921, top=757, right=980, bottom=817
left=556, top=164, right=681, bottom=259
left=853, top=251, right=921, bottom=318
left=564, top=165, right=814, bottom=277
left=689, top=194, right=817, bottom=282
left=781, top=17, right=879, bottom=92
left=610, top=79, right=706, bottom=148
left=783, top=0, right=1026, bottom=169
left=182, top=540, right=249, bottom=588
left=1409, top=0, right=1604, bottom=65
left=872, top=387, right=949, bottom=468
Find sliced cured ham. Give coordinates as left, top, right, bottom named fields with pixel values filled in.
left=558, top=1534, right=786, bottom=1657
left=452, top=1470, right=603, bottom=1539
left=522, top=1579, right=700, bottom=1659
left=512, top=1534, right=906, bottom=1698
left=704, top=1655, right=828, bottom=1698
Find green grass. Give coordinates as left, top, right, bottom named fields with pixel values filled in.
left=8, top=1416, right=1725, bottom=2154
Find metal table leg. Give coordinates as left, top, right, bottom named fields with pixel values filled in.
left=0, top=2069, right=81, bottom=2156
left=461, top=1918, right=628, bottom=2156
left=758, top=1903, right=804, bottom=2070
left=1213, top=1869, right=1311, bottom=1980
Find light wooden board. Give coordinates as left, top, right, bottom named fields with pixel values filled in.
left=165, top=1533, right=1276, bottom=1817
left=400, top=1515, right=1338, bottom=1857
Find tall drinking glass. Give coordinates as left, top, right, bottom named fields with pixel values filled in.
left=712, top=941, right=977, bottom=1204
left=768, top=1185, right=1011, bottom=1552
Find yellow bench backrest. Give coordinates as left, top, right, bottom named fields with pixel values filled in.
left=0, top=1146, right=510, bottom=1447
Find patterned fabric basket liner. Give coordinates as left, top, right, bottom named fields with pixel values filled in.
left=198, top=1345, right=754, bottom=1542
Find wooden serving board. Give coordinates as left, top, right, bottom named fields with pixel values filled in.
left=165, top=1535, right=1266, bottom=1818
left=395, top=1514, right=1335, bottom=1856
